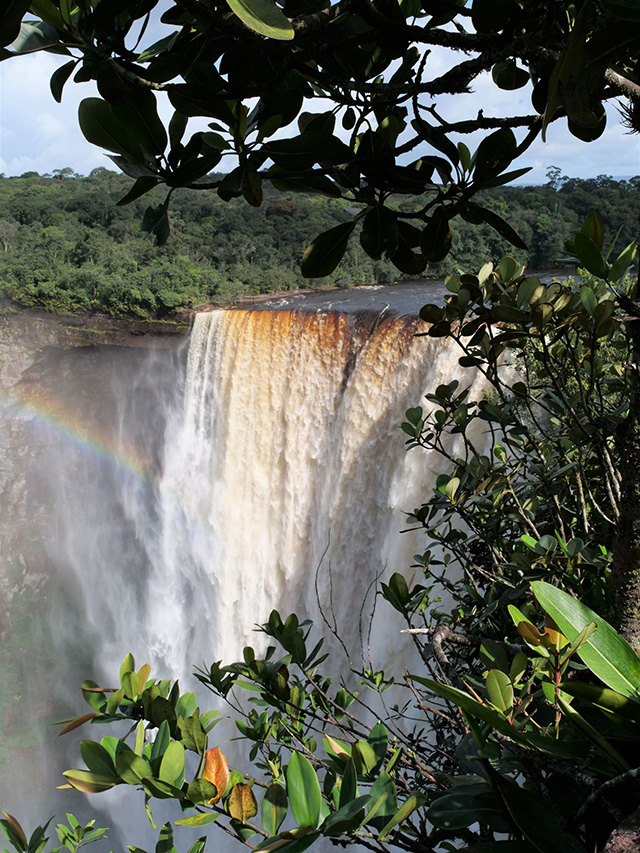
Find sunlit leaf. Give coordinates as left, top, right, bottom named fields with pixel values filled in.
left=203, top=747, right=229, bottom=804
left=224, top=0, right=294, bottom=40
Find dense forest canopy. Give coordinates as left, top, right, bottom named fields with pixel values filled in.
left=0, top=168, right=638, bottom=318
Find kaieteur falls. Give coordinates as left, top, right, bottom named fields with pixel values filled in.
left=0, top=287, right=485, bottom=840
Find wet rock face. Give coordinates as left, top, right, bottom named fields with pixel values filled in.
left=0, top=311, right=187, bottom=586
left=0, top=310, right=187, bottom=821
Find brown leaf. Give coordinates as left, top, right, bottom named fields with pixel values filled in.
left=228, top=782, right=258, bottom=823
left=2, top=812, right=27, bottom=849
left=203, top=746, right=229, bottom=804
left=516, top=622, right=546, bottom=646
left=137, top=664, right=151, bottom=690
left=57, top=712, right=99, bottom=736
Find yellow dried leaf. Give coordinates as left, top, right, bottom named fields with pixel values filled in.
left=228, top=783, right=258, bottom=823
left=203, top=746, right=229, bottom=804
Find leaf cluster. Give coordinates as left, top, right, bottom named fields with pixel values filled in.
left=1, top=0, right=638, bottom=271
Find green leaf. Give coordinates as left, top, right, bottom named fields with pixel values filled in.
left=175, top=814, right=218, bottom=828
left=301, top=222, right=355, bottom=278
left=486, top=670, right=513, bottom=711
left=0, top=0, right=32, bottom=49
left=559, top=682, right=640, bottom=728
left=62, top=770, right=117, bottom=794
left=338, top=759, right=358, bottom=809
left=50, top=60, right=76, bottom=103
left=351, top=741, right=377, bottom=775
left=474, top=128, right=516, bottom=180
left=79, top=99, right=143, bottom=163
left=224, top=0, right=294, bottom=40
left=609, top=241, right=637, bottom=282
left=367, top=722, right=388, bottom=767
left=270, top=173, right=342, bottom=198
left=556, top=695, right=629, bottom=772
left=366, top=773, right=397, bottom=830
left=159, top=741, right=185, bottom=787
left=117, top=177, right=160, bottom=207
left=428, top=791, right=504, bottom=831
left=599, top=0, right=640, bottom=21
left=378, top=795, right=422, bottom=841
left=262, top=783, right=288, bottom=836
left=320, top=795, right=369, bottom=835
left=581, top=211, right=604, bottom=249
left=112, top=92, right=167, bottom=157
left=115, top=749, right=154, bottom=785
left=187, top=778, right=219, bottom=805
left=558, top=621, right=597, bottom=667
left=531, top=582, right=640, bottom=702
left=480, top=640, right=509, bottom=674
left=492, top=60, right=529, bottom=90
left=421, top=217, right=452, bottom=263
left=143, top=777, right=185, bottom=801
left=410, top=676, right=557, bottom=752
left=491, top=771, right=587, bottom=853
left=137, top=31, right=180, bottom=63
left=150, top=721, right=171, bottom=773
left=286, top=753, right=322, bottom=828
left=389, top=224, right=427, bottom=275
left=470, top=205, right=528, bottom=250
left=579, top=286, right=597, bottom=316
left=8, top=20, right=69, bottom=56
left=360, top=207, right=399, bottom=260
left=122, top=671, right=140, bottom=700
left=541, top=1, right=590, bottom=141
left=573, top=234, right=607, bottom=277
left=156, top=822, right=173, bottom=853
left=80, top=741, right=118, bottom=778
left=142, top=204, right=171, bottom=246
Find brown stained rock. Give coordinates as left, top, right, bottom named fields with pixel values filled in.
left=604, top=806, right=640, bottom=853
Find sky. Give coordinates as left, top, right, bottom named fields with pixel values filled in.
left=1, top=43, right=639, bottom=184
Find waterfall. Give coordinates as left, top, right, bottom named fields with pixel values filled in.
left=142, top=307, right=482, bottom=676
left=1, top=298, right=485, bottom=834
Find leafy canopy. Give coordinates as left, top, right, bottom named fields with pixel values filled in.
left=1, top=0, right=639, bottom=270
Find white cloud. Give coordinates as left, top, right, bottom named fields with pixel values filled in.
left=0, top=52, right=106, bottom=176
left=0, top=47, right=638, bottom=183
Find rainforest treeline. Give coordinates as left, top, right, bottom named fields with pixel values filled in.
left=0, top=166, right=638, bottom=318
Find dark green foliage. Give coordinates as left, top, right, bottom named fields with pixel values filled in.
left=0, top=170, right=399, bottom=317
left=3, top=0, right=638, bottom=266
left=0, top=170, right=638, bottom=319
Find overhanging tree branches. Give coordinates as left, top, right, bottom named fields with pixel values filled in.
left=1, top=0, right=638, bottom=273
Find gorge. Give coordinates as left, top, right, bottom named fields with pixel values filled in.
left=0, top=287, right=481, bottom=840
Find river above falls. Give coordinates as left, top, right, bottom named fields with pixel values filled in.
left=231, top=269, right=574, bottom=317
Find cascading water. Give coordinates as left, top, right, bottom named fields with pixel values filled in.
left=0, top=292, right=486, bottom=840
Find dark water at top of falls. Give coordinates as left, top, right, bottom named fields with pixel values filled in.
left=241, top=280, right=448, bottom=316
left=236, top=271, right=571, bottom=317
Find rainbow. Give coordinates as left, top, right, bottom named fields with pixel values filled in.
left=1, top=383, right=153, bottom=484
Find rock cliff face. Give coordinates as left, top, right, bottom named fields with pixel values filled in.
left=0, top=310, right=187, bottom=822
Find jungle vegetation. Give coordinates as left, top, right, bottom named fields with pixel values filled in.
left=0, top=169, right=638, bottom=318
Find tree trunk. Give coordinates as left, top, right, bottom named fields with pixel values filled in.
left=612, top=307, right=640, bottom=650
left=604, top=806, right=640, bottom=853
